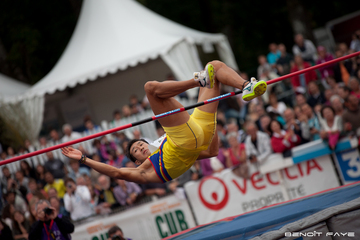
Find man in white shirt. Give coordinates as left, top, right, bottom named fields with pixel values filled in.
left=63, top=178, right=94, bottom=221
left=61, top=124, right=82, bottom=148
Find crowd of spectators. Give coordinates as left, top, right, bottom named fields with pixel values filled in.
left=1, top=30, right=360, bottom=238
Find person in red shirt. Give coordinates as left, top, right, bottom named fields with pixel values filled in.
left=268, top=119, right=301, bottom=157
left=290, top=55, right=317, bottom=90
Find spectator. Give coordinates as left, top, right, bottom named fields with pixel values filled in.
left=35, top=165, right=47, bottom=189
left=44, top=151, right=66, bottom=179
left=246, top=101, right=263, bottom=126
left=267, top=42, right=281, bottom=67
left=338, top=42, right=349, bottom=56
left=326, top=76, right=340, bottom=94
left=1, top=166, right=13, bottom=193
left=20, top=160, right=37, bottom=180
left=342, top=94, right=360, bottom=136
left=132, top=129, right=152, bottom=143
left=266, top=93, right=287, bottom=116
left=49, top=129, right=61, bottom=143
left=259, top=114, right=272, bottom=136
left=47, top=187, right=58, bottom=200
left=319, top=106, right=343, bottom=150
left=61, top=123, right=82, bottom=147
left=7, top=146, right=16, bottom=159
left=84, top=116, right=102, bottom=135
left=300, top=103, right=321, bottom=140
left=63, top=177, right=94, bottom=221
left=113, top=179, right=142, bottom=206
left=295, top=93, right=307, bottom=106
left=244, top=121, right=272, bottom=167
left=292, top=33, right=317, bottom=64
left=337, top=85, right=351, bottom=101
left=276, top=43, right=293, bottom=76
left=0, top=219, right=14, bottom=240
left=49, top=196, right=70, bottom=218
left=107, top=225, right=128, bottom=240
left=200, top=156, right=225, bottom=177
left=12, top=210, right=31, bottom=240
left=350, top=29, right=360, bottom=52
left=28, top=199, right=74, bottom=240
left=316, top=46, right=335, bottom=80
left=129, top=94, right=144, bottom=114
left=121, top=105, right=132, bottom=118
left=142, top=181, right=167, bottom=198
left=97, top=175, right=119, bottom=209
left=290, top=55, right=318, bottom=92
left=43, top=172, right=66, bottom=199
left=93, top=139, right=107, bottom=163
left=324, top=88, right=335, bottom=106
left=28, top=198, right=39, bottom=225
left=307, top=81, right=326, bottom=108
left=113, top=109, right=122, bottom=121
left=283, top=108, right=310, bottom=144
left=100, top=136, right=118, bottom=161
left=1, top=204, right=15, bottom=229
left=0, top=151, right=7, bottom=161
left=257, top=54, right=278, bottom=82
left=89, top=154, right=102, bottom=184
left=225, top=121, right=245, bottom=144
left=67, top=158, right=90, bottom=182
left=223, top=132, right=246, bottom=167
left=26, top=178, right=48, bottom=202
left=349, top=76, right=360, bottom=99
left=333, top=48, right=352, bottom=84
left=330, top=95, right=345, bottom=116
left=15, top=170, right=29, bottom=196
left=4, top=190, right=29, bottom=218
left=268, top=119, right=301, bottom=157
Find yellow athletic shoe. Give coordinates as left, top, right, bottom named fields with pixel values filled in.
left=193, top=64, right=215, bottom=88
left=242, top=77, right=267, bottom=101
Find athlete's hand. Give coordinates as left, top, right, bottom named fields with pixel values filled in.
left=61, top=147, right=82, bottom=160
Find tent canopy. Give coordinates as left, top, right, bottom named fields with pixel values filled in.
left=0, top=73, right=30, bottom=100
left=18, top=0, right=238, bottom=101
left=2, top=0, right=238, bottom=141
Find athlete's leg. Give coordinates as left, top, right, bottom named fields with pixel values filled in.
left=144, top=79, right=198, bottom=128
left=196, top=60, right=243, bottom=113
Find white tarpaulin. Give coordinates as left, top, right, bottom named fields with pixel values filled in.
left=0, top=73, right=43, bottom=142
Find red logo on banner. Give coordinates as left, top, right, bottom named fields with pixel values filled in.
left=198, top=176, right=229, bottom=210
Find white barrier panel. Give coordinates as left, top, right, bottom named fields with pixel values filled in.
left=72, top=195, right=196, bottom=240
left=184, top=155, right=340, bottom=225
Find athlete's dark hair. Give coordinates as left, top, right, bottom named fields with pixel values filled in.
left=126, top=138, right=149, bottom=162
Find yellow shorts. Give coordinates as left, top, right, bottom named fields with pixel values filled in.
left=161, top=108, right=217, bottom=179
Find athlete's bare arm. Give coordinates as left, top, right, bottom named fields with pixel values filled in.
left=61, top=147, right=161, bottom=183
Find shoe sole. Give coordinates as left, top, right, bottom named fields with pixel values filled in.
left=206, top=64, right=215, bottom=89
left=242, top=80, right=267, bottom=101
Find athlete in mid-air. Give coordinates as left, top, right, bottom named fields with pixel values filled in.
left=61, top=60, right=267, bottom=183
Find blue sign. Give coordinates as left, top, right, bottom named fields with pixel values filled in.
left=334, top=148, right=360, bottom=184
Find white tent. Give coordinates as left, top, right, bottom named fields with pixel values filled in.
left=0, top=73, right=30, bottom=98
left=8, top=0, right=238, bottom=138
left=0, top=73, right=44, bottom=142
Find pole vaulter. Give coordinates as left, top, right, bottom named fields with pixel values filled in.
left=1, top=51, right=359, bottom=167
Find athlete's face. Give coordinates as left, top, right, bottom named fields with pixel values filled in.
left=131, top=141, right=151, bottom=164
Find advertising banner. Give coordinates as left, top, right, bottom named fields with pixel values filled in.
left=184, top=155, right=340, bottom=225
left=72, top=195, right=196, bottom=240
left=333, top=148, right=360, bottom=184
